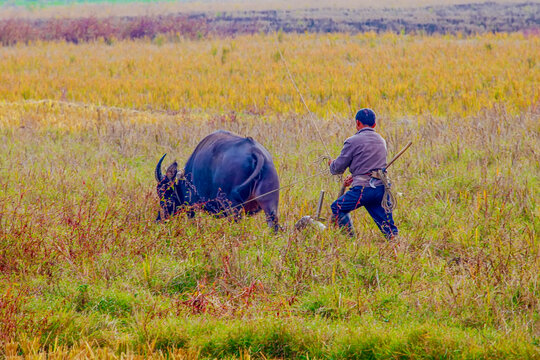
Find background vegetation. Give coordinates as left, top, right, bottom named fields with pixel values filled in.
left=2, top=2, right=539, bottom=42
left=0, top=15, right=538, bottom=360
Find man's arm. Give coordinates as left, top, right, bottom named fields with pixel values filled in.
left=329, top=140, right=353, bottom=175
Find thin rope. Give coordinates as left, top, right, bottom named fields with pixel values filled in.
left=274, top=35, right=331, bottom=158
left=8, top=98, right=337, bottom=216
left=168, top=170, right=328, bottom=219
left=230, top=169, right=326, bottom=210
left=373, top=169, right=396, bottom=213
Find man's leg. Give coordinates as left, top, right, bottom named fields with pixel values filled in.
left=331, top=186, right=365, bottom=237
left=364, top=186, right=398, bottom=239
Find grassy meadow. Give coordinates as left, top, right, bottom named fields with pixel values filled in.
left=0, top=32, right=539, bottom=358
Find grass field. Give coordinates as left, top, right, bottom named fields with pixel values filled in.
left=0, top=31, right=539, bottom=358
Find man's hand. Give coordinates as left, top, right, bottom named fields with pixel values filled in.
left=343, top=174, right=353, bottom=187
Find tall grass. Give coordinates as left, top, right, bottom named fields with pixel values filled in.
left=0, top=33, right=537, bottom=118
left=0, top=33, right=538, bottom=358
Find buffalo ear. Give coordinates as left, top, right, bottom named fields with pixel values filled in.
left=166, top=161, right=178, bottom=180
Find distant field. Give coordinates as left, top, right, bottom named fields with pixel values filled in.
left=2, top=0, right=534, bottom=12
left=0, top=31, right=538, bottom=358
left=1, top=1, right=538, bottom=45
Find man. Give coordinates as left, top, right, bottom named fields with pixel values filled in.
left=328, top=108, right=398, bottom=239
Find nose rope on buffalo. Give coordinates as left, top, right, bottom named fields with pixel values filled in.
left=229, top=35, right=343, bottom=213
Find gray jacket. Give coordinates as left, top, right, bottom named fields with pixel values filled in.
left=329, top=128, right=387, bottom=187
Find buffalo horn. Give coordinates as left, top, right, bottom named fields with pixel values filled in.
left=155, top=153, right=167, bottom=182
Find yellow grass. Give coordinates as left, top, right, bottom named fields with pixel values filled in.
left=0, top=32, right=537, bottom=126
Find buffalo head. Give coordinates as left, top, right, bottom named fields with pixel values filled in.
left=155, top=154, right=185, bottom=221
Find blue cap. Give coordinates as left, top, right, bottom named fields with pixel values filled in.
left=355, top=108, right=376, bottom=126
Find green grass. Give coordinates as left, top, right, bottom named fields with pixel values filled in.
left=0, top=100, right=538, bottom=358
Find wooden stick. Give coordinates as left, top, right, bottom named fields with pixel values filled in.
left=386, top=141, right=413, bottom=169
left=315, top=190, right=325, bottom=220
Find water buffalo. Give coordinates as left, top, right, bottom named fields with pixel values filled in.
left=155, top=130, right=280, bottom=230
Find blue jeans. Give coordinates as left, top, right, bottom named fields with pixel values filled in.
left=331, top=185, right=398, bottom=239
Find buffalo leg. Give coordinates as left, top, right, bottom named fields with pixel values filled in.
left=253, top=186, right=279, bottom=232
left=265, top=210, right=279, bottom=232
